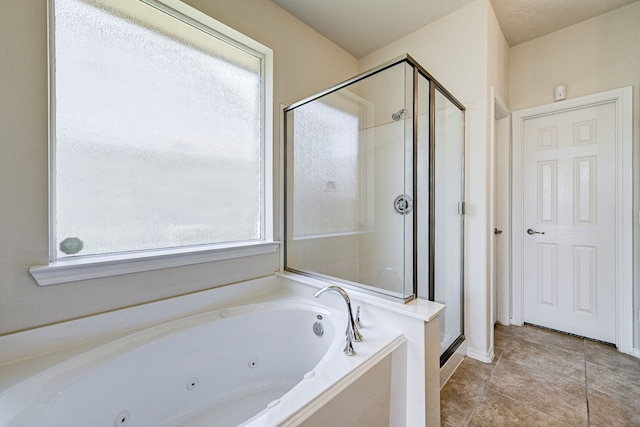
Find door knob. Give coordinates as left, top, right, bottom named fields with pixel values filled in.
left=526, top=228, right=545, bottom=235
left=494, top=228, right=503, bottom=235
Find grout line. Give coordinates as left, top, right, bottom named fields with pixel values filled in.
left=451, top=326, right=611, bottom=426
left=498, top=334, right=585, bottom=392
left=447, top=326, right=638, bottom=426
left=584, top=338, right=591, bottom=426
left=489, top=388, right=574, bottom=426
left=463, top=382, right=486, bottom=427
left=500, top=328, right=591, bottom=425
left=463, top=327, right=512, bottom=426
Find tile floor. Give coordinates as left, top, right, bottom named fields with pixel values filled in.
left=440, top=324, right=640, bottom=426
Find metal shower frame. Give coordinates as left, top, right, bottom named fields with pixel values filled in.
left=283, top=54, right=466, bottom=365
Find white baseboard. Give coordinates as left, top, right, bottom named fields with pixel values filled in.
left=466, top=346, right=495, bottom=364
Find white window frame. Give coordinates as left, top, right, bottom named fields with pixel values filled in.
left=30, top=0, right=276, bottom=286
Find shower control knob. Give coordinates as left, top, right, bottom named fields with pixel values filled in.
left=394, top=194, right=413, bottom=215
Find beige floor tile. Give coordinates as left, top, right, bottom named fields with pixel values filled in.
left=440, top=377, right=485, bottom=426
left=587, top=387, right=640, bottom=427
left=450, top=357, right=494, bottom=386
left=494, top=323, right=515, bottom=334
left=468, top=390, right=570, bottom=427
left=441, top=325, right=639, bottom=427
left=488, top=359, right=588, bottom=426
left=494, top=324, right=514, bottom=346
left=502, top=337, right=586, bottom=384
left=586, top=361, right=640, bottom=402
left=494, top=325, right=513, bottom=351
left=494, top=340, right=508, bottom=356
left=492, top=345, right=506, bottom=366
left=514, top=325, right=585, bottom=354
left=585, top=339, right=640, bottom=371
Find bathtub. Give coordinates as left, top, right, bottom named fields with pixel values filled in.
left=0, top=292, right=406, bottom=426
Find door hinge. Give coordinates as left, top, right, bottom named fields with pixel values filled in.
left=458, top=201, right=465, bottom=215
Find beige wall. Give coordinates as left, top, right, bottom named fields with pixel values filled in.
left=486, top=0, right=510, bottom=344
left=486, top=1, right=509, bottom=102
left=0, top=0, right=357, bottom=335
left=509, top=1, right=640, bottom=348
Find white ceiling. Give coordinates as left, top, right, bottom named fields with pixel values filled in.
left=271, top=0, right=640, bottom=58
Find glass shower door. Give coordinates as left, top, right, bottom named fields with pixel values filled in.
left=285, top=62, right=415, bottom=300
left=433, top=87, right=465, bottom=361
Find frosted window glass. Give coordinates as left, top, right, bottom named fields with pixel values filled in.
left=292, top=100, right=361, bottom=236
left=53, top=0, right=263, bottom=258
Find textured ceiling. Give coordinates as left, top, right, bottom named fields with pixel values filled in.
left=271, top=0, right=640, bottom=57
left=492, top=0, right=640, bottom=46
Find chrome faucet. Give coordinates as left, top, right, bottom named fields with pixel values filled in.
left=314, top=285, right=362, bottom=356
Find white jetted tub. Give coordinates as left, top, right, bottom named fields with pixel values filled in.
left=0, top=292, right=405, bottom=426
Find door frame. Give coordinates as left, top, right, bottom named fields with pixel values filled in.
left=511, top=86, right=633, bottom=354
left=491, top=87, right=510, bottom=328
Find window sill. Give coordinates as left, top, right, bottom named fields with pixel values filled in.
left=29, top=241, right=280, bottom=286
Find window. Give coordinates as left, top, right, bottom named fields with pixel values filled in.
left=31, top=0, right=274, bottom=285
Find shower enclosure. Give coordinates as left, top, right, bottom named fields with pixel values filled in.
left=284, top=55, right=465, bottom=365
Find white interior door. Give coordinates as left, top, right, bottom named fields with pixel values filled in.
left=522, top=101, right=616, bottom=343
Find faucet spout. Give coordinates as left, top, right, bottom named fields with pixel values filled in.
left=314, top=286, right=363, bottom=356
